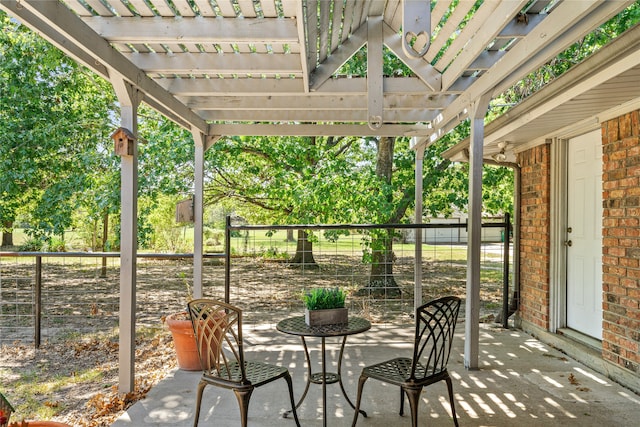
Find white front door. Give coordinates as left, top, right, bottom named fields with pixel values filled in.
left=566, top=130, right=603, bottom=339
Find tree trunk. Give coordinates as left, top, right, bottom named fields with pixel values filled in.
left=290, top=229, right=318, bottom=268
left=286, top=229, right=295, bottom=242
left=2, top=220, right=14, bottom=247
left=366, top=228, right=400, bottom=297
left=101, top=211, right=108, bottom=278
left=362, top=137, right=402, bottom=297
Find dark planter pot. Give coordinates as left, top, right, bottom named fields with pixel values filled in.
left=305, top=307, right=348, bottom=326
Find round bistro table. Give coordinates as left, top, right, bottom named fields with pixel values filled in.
left=276, top=315, right=371, bottom=427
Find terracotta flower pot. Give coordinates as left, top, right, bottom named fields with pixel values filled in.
left=166, top=312, right=202, bottom=371
left=166, top=311, right=226, bottom=371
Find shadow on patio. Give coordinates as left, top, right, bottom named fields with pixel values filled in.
left=112, top=323, right=639, bottom=426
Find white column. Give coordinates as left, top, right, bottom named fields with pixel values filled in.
left=112, top=79, right=141, bottom=393
left=191, top=132, right=219, bottom=299
left=414, top=142, right=425, bottom=312
left=192, top=130, right=205, bottom=299
left=465, top=93, right=491, bottom=370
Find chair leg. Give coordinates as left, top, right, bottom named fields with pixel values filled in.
left=232, top=387, right=254, bottom=427
left=351, top=374, right=368, bottom=427
left=193, top=380, right=207, bottom=427
left=399, top=387, right=405, bottom=416
left=445, top=375, right=459, bottom=427
left=283, top=373, right=301, bottom=427
left=403, top=386, right=422, bottom=427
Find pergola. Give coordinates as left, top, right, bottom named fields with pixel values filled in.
left=1, top=0, right=633, bottom=393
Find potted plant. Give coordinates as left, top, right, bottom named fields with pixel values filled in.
left=302, top=287, right=348, bottom=326
left=164, top=276, right=225, bottom=371
left=164, top=275, right=202, bottom=371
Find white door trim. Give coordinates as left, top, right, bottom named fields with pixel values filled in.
left=550, top=137, right=568, bottom=333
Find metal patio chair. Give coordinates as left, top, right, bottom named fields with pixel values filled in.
left=187, top=298, right=300, bottom=427
left=351, top=296, right=461, bottom=427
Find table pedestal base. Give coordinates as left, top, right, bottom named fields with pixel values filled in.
left=283, top=336, right=367, bottom=426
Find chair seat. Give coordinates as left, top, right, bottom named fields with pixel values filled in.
left=363, top=357, right=434, bottom=385
left=205, top=360, right=289, bottom=387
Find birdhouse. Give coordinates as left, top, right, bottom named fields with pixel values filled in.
left=176, top=197, right=194, bottom=224
left=111, top=127, right=136, bottom=156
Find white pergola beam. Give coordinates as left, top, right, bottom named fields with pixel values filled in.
left=198, top=108, right=439, bottom=123
left=439, top=0, right=528, bottom=87
left=207, top=123, right=432, bottom=137
left=82, top=16, right=299, bottom=43
left=183, top=93, right=449, bottom=110
left=158, top=77, right=454, bottom=96
left=123, top=52, right=303, bottom=74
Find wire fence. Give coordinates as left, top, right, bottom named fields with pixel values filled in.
left=0, top=218, right=513, bottom=347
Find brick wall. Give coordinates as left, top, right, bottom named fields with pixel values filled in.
left=518, top=144, right=551, bottom=330
left=601, top=110, right=640, bottom=375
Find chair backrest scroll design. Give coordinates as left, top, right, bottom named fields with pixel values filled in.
left=188, top=299, right=246, bottom=383
left=410, top=296, right=461, bottom=381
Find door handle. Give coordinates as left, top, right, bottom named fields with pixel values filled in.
left=565, top=240, right=573, bottom=247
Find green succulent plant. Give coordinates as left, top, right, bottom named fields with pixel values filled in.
left=302, top=287, right=346, bottom=310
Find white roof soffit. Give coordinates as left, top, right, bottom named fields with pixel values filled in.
left=0, top=0, right=633, bottom=138
left=443, top=23, right=640, bottom=164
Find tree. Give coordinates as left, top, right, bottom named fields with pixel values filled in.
left=204, top=134, right=370, bottom=264
left=0, top=12, right=116, bottom=246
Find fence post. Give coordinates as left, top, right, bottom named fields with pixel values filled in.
left=502, top=213, right=511, bottom=329
left=35, top=255, right=42, bottom=348
left=225, top=215, right=231, bottom=304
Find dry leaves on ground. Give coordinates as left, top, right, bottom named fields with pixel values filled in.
left=0, top=329, right=177, bottom=427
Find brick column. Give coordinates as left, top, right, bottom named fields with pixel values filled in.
left=518, top=145, right=551, bottom=330
left=602, top=110, right=640, bottom=375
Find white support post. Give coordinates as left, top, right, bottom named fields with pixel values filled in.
left=414, top=141, right=425, bottom=313
left=112, top=79, right=141, bottom=393
left=464, top=93, right=491, bottom=370
left=192, top=132, right=219, bottom=299
left=192, top=130, right=205, bottom=299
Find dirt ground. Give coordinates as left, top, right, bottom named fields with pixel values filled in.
left=0, top=254, right=508, bottom=426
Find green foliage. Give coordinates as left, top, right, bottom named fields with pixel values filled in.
left=145, top=194, right=192, bottom=252
left=16, top=237, right=44, bottom=252
left=45, top=236, right=66, bottom=252
left=205, top=135, right=375, bottom=225
left=502, top=2, right=640, bottom=104
left=302, top=287, right=346, bottom=310
left=0, top=12, right=117, bottom=240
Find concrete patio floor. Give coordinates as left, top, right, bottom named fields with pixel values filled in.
left=112, top=322, right=640, bottom=426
